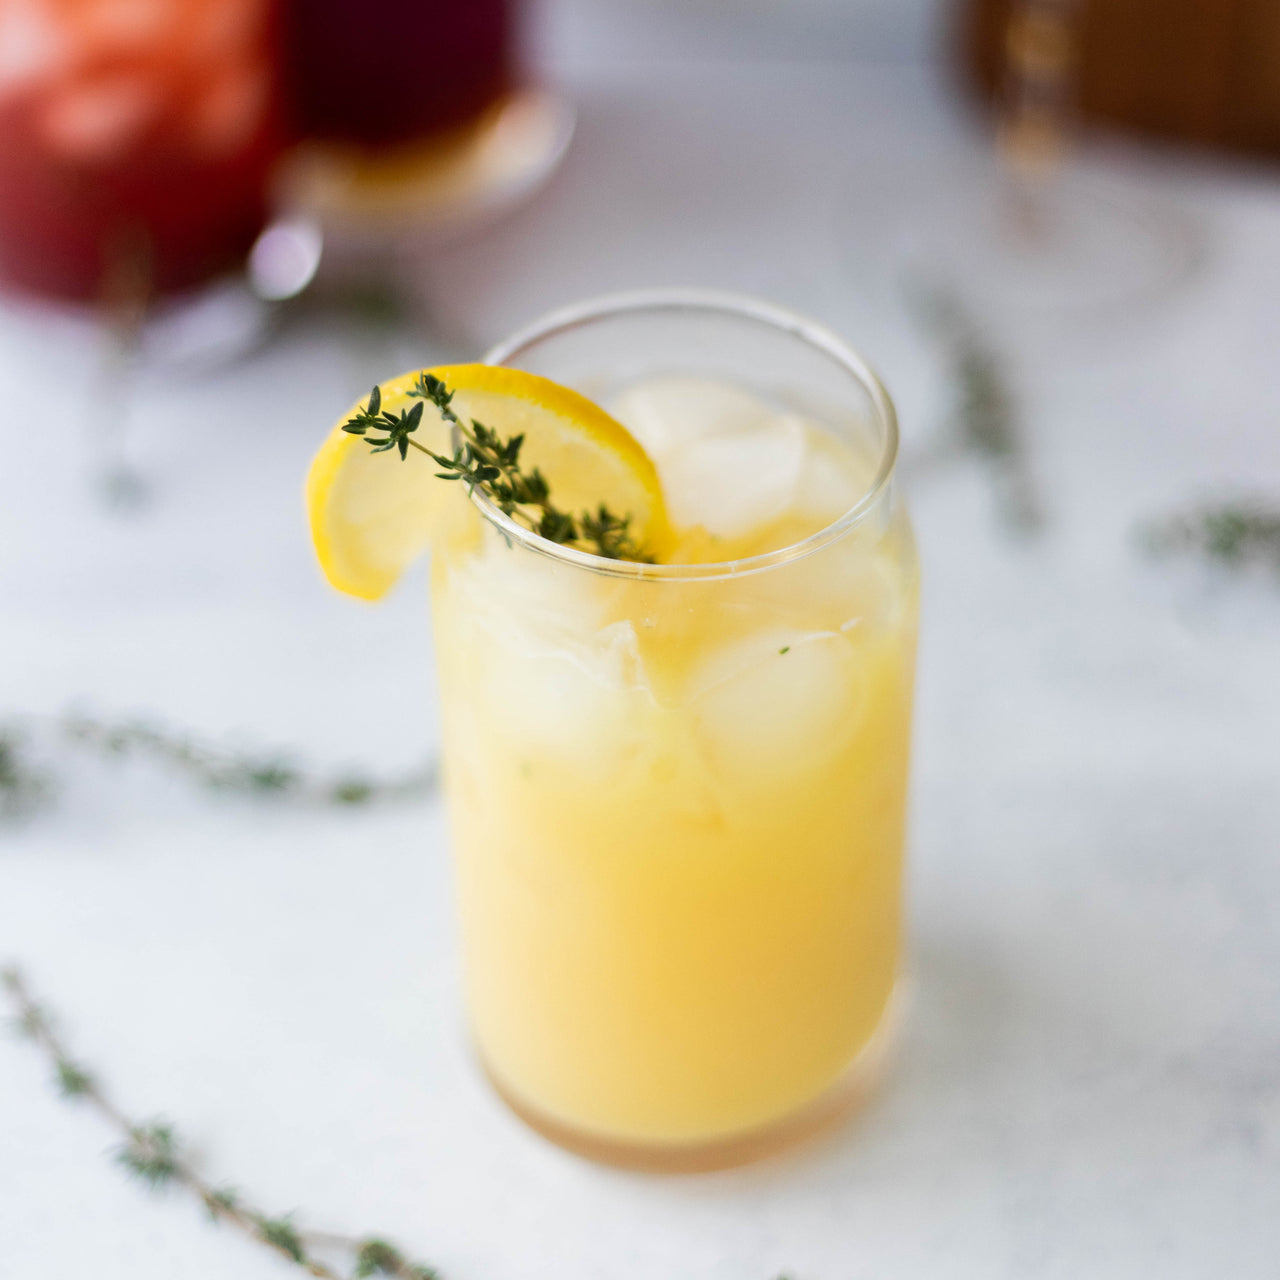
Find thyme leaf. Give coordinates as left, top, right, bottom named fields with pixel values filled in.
left=2, top=966, right=438, bottom=1280
left=345, top=373, right=653, bottom=562
left=1142, top=500, right=1280, bottom=573
left=0, top=712, right=437, bottom=824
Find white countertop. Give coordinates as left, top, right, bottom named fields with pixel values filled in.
left=2, top=57, right=1279, bottom=1280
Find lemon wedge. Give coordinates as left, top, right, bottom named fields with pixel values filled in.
left=307, top=364, right=672, bottom=600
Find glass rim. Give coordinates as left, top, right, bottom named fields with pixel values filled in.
left=477, top=287, right=899, bottom=582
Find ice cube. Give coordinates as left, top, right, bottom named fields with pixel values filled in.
left=456, top=535, right=613, bottom=647
left=190, top=64, right=268, bottom=155
left=688, top=628, right=864, bottom=781
left=39, top=72, right=161, bottom=159
left=610, top=377, right=811, bottom=539
left=609, top=377, right=774, bottom=460
left=80, top=0, right=174, bottom=52
left=788, top=426, right=870, bottom=528
left=662, top=417, right=806, bottom=539
left=473, top=616, right=655, bottom=779
left=0, top=0, right=67, bottom=100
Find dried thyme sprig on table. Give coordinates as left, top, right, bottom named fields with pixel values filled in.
left=2, top=965, right=438, bottom=1280
left=0, top=712, right=437, bottom=823
left=342, top=373, right=651, bottom=562
left=0, top=725, right=53, bottom=820
left=5, top=964, right=799, bottom=1280
left=905, top=280, right=1042, bottom=534
left=1141, top=500, right=1280, bottom=574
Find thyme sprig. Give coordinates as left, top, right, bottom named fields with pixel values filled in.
left=906, top=279, right=1042, bottom=533
left=342, top=373, right=651, bottom=561
left=1142, top=500, right=1280, bottom=574
left=0, top=725, right=52, bottom=820
left=0, top=712, right=437, bottom=823
left=3, top=965, right=437, bottom=1280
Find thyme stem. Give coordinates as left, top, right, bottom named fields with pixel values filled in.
left=2, top=965, right=436, bottom=1280
left=0, top=711, right=438, bottom=823
left=342, top=372, right=651, bottom=561
left=1141, top=500, right=1280, bottom=574
left=905, top=278, right=1042, bottom=533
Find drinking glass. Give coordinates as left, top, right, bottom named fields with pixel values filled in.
left=281, top=0, right=512, bottom=150
left=0, top=0, right=280, bottom=302
left=916, top=0, right=1199, bottom=327
left=432, top=291, right=919, bottom=1169
left=276, top=0, right=573, bottom=255
left=0, top=0, right=283, bottom=503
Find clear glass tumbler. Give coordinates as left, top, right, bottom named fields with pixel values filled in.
left=431, top=290, right=918, bottom=1169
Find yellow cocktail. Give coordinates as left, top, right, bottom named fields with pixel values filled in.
left=431, top=293, right=918, bottom=1165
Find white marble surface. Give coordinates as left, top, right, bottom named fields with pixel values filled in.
left=3, top=57, right=1280, bottom=1280
left=535, top=0, right=947, bottom=66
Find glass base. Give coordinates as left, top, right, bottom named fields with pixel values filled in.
left=844, top=151, right=1202, bottom=336
left=901, top=171, right=1199, bottom=325
left=277, top=86, right=576, bottom=244
left=479, top=983, right=905, bottom=1172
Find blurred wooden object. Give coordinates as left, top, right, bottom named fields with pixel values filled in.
left=962, top=0, right=1280, bottom=160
